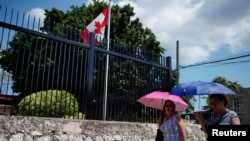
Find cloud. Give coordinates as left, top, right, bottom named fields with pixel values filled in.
left=115, top=0, right=250, bottom=67
left=180, top=46, right=210, bottom=65
left=26, top=7, right=45, bottom=27
left=197, top=0, right=250, bottom=25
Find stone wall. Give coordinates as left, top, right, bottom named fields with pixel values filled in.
left=0, top=115, right=206, bottom=141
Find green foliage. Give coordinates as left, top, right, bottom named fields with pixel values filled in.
left=18, top=90, right=78, bottom=117
left=181, top=96, right=195, bottom=112
left=212, top=76, right=241, bottom=93
left=65, top=112, right=85, bottom=119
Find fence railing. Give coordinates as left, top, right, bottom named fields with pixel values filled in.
left=0, top=6, right=172, bottom=123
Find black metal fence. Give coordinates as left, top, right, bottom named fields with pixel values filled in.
left=0, top=7, right=172, bottom=123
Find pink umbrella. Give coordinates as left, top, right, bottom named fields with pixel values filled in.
left=137, top=91, right=188, bottom=111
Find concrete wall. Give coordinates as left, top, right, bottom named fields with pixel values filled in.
left=0, top=115, right=206, bottom=141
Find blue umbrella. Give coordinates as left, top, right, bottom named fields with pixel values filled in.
left=170, top=81, right=236, bottom=96
left=170, top=81, right=236, bottom=111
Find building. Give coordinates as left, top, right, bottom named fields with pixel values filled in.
left=0, top=94, right=18, bottom=115
left=229, top=87, right=250, bottom=124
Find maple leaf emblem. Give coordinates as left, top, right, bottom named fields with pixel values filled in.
left=94, top=21, right=105, bottom=34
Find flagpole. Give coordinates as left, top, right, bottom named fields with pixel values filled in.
left=103, top=0, right=111, bottom=121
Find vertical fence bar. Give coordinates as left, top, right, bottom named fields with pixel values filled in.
left=85, top=32, right=95, bottom=119
left=166, top=56, right=172, bottom=91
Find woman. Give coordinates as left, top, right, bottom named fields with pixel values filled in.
left=195, top=94, right=241, bottom=134
left=157, top=100, right=186, bottom=141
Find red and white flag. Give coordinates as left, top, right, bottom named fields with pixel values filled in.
left=80, top=7, right=108, bottom=45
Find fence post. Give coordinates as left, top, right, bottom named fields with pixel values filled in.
left=85, top=32, right=95, bottom=119
left=166, top=56, right=172, bottom=91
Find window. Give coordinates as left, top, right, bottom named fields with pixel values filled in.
left=232, top=98, right=239, bottom=112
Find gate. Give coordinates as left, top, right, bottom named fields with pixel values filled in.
left=0, top=7, right=172, bottom=123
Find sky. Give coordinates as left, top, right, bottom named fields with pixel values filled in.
left=1, top=0, right=250, bottom=111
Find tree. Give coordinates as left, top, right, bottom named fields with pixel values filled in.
left=212, top=76, right=241, bottom=93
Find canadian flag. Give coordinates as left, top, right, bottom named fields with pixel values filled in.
left=80, top=7, right=108, bottom=45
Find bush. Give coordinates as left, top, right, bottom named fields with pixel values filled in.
left=18, top=90, right=79, bottom=117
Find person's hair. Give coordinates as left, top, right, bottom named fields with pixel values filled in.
left=209, top=94, right=228, bottom=106
left=163, top=100, right=176, bottom=111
